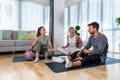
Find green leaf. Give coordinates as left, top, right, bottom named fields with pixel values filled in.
left=75, top=25, right=80, bottom=30
left=116, top=17, right=120, bottom=26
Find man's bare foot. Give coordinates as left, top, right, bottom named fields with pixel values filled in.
left=65, top=56, right=72, bottom=68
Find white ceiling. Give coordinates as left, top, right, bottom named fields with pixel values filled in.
left=65, top=0, right=85, bottom=6
left=21, top=0, right=50, bottom=5
left=21, top=0, right=85, bottom=6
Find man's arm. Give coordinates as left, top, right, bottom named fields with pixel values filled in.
left=83, top=37, right=92, bottom=50
left=80, top=37, right=92, bottom=54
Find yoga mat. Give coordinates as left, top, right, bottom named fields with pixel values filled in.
left=45, top=57, right=120, bottom=73
left=12, top=54, right=66, bottom=62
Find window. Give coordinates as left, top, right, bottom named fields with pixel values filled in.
left=64, top=8, right=68, bottom=45
left=0, top=0, right=50, bottom=34
left=113, top=31, right=120, bottom=52
left=21, top=1, right=50, bottom=35
left=0, top=3, right=2, bottom=16
left=65, top=0, right=120, bottom=52
left=0, top=0, right=19, bottom=30
left=0, top=3, right=1, bottom=24
left=5, top=5, right=12, bottom=17
left=21, top=2, right=44, bottom=31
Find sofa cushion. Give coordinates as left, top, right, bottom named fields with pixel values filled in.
left=18, top=31, right=28, bottom=40
left=0, top=40, right=14, bottom=47
left=3, top=30, right=12, bottom=40
left=26, top=33, right=36, bottom=40
left=0, top=31, right=3, bottom=40
left=14, top=40, right=33, bottom=46
left=12, top=31, right=18, bottom=40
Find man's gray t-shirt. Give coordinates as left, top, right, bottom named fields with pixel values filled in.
left=84, top=33, right=108, bottom=62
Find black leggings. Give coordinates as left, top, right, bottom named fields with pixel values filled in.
left=70, top=51, right=101, bottom=66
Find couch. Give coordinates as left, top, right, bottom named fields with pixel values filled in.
left=0, top=30, right=36, bottom=53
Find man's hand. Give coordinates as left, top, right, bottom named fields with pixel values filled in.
left=77, top=51, right=81, bottom=57
left=83, top=49, right=88, bottom=54
left=83, top=49, right=92, bottom=54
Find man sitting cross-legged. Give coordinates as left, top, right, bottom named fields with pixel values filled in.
left=52, top=22, right=108, bottom=68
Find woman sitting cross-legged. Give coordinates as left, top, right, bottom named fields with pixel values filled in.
left=27, top=26, right=53, bottom=63
left=57, top=27, right=83, bottom=55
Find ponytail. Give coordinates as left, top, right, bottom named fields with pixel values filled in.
left=36, top=26, right=44, bottom=37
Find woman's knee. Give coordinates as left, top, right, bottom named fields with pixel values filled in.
left=58, top=47, right=62, bottom=51
left=57, top=47, right=68, bottom=54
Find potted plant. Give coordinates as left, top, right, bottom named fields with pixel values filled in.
left=116, top=17, right=120, bottom=26
left=74, top=25, right=80, bottom=47
left=75, top=25, right=80, bottom=35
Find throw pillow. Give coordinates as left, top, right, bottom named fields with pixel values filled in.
left=3, top=30, right=12, bottom=40
left=12, top=31, right=18, bottom=40
left=26, top=33, right=36, bottom=40
left=18, top=31, right=28, bottom=40
left=0, top=31, right=3, bottom=40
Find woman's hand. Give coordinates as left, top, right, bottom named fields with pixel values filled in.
left=26, top=46, right=32, bottom=51
left=48, top=49, right=52, bottom=54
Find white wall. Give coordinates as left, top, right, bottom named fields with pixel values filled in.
left=54, top=0, right=65, bottom=49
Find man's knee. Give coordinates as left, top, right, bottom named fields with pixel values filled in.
left=70, top=51, right=79, bottom=59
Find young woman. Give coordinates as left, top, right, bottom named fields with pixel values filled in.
left=27, top=26, right=53, bottom=63
left=57, top=27, right=83, bottom=55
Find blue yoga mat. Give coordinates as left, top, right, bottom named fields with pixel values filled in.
left=12, top=54, right=66, bottom=62
left=45, top=57, right=120, bottom=73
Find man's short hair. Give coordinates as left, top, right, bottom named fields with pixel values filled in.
left=88, top=22, right=99, bottom=31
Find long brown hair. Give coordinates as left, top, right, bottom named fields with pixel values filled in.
left=36, top=26, right=44, bottom=37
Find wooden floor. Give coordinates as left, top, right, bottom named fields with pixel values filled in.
left=0, top=52, right=120, bottom=80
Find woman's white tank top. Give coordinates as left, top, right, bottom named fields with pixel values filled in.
left=68, top=35, right=76, bottom=47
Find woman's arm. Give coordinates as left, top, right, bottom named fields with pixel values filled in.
left=62, top=35, right=69, bottom=48
left=27, top=37, right=38, bottom=51
left=47, top=36, right=53, bottom=53
left=47, top=36, right=53, bottom=49
left=76, top=35, right=83, bottom=48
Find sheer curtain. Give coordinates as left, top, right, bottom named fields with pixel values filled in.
left=79, top=0, right=89, bottom=42
left=112, top=0, right=120, bottom=52
left=64, top=8, right=68, bottom=45
left=43, top=6, right=50, bottom=35
left=0, top=0, right=19, bottom=30
left=21, top=1, right=43, bottom=31
left=65, top=0, right=120, bottom=52
left=21, top=1, right=50, bottom=34
left=69, top=5, right=78, bottom=26
left=0, top=0, right=50, bottom=35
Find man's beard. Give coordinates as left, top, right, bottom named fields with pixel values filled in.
left=89, top=31, right=94, bottom=35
